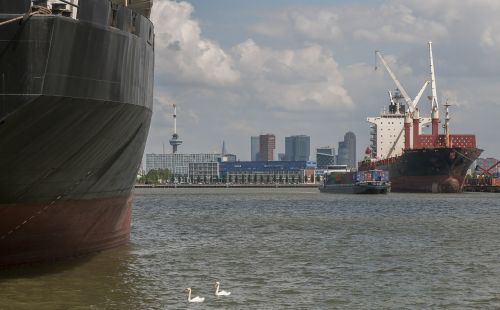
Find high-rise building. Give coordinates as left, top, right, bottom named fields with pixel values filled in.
left=337, top=141, right=348, bottom=166
left=285, top=135, right=310, bottom=161
left=316, top=146, right=336, bottom=169
left=337, top=132, right=356, bottom=169
left=251, top=136, right=260, bottom=161
left=221, top=140, right=227, bottom=156
left=259, top=134, right=276, bottom=161
left=344, top=132, right=356, bottom=169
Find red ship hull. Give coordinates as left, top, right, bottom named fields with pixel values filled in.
left=0, top=195, right=132, bottom=267
left=390, top=175, right=466, bottom=193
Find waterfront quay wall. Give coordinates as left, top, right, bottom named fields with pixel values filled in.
left=463, top=185, right=500, bottom=193
left=135, top=183, right=318, bottom=189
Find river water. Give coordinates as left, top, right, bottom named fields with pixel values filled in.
left=1, top=188, right=500, bottom=309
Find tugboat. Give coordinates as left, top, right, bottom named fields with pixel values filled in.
left=319, top=165, right=390, bottom=194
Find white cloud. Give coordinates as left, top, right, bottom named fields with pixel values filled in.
left=252, top=8, right=342, bottom=42
left=357, top=2, right=448, bottom=44
left=232, top=40, right=352, bottom=111
left=480, top=24, right=500, bottom=51
left=153, top=92, right=177, bottom=123
left=288, top=10, right=342, bottom=41
left=252, top=2, right=448, bottom=44
left=151, top=1, right=240, bottom=86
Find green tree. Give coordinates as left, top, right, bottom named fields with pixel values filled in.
left=145, top=169, right=171, bottom=184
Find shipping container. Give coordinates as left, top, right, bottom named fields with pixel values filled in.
left=355, top=170, right=389, bottom=182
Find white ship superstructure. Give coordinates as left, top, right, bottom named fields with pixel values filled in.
left=368, top=90, right=430, bottom=159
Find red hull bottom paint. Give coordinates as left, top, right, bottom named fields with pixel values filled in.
left=391, top=175, right=465, bottom=193
left=0, top=195, right=132, bottom=267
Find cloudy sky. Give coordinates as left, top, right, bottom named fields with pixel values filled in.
left=147, top=0, right=499, bottom=161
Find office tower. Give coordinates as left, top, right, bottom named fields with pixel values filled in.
left=221, top=140, right=227, bottom=156
left=337, top=141, right=348, bottom=166
left=251, top=136, right=260, bottom=161
left=285, top=135, right=310, bottom=161
left=337, top=132, right=356, bottom=169
left=344, top=131, right=356, bottom=169
left=259, top=134, right=275, bottom=161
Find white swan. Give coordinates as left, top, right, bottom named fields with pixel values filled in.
left=214, top=281, right=231, bottom=296
left=185, top=288, right=205, bottom=303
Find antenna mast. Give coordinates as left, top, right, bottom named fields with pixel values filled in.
left=173, top=103, right=177, bottom=134
left=444, top=99, right=451, bottom=147
left=169, top=103, right=183, bottom=153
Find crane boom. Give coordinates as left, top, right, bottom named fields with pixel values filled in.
left=412, top=81, right=430, bottom=111
left=375, top=50, right=414, bottom=113
left=428, top=41, right=438, bottom=111
left=388, top=90, right=395, bottom=105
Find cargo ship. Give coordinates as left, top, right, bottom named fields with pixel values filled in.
left=0, top=0, right=154, bottom=266
left=319, top=165, right=390, bottom=194
left=358, top=42, right=482, bottom=193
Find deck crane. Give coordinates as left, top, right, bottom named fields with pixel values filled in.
left=428, top=41, right=439, bottom=116
left=375, top=49, right=431, bottom=150
left=428, top=41, right=441, bottom=144
left=388, top=90, right=395, bottom=105
left=375, top=50, right=429, bottom=114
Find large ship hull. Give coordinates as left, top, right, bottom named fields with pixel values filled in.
left=361, top=147, right=482, bottom=193
left=0, top=1, right=154, bottom=266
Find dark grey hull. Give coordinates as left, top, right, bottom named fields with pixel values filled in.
left=319, top=183, right=390, bottom=194
left=0, top=3, right=154, bottom=203
left=0, top=96, right=151, bottom=202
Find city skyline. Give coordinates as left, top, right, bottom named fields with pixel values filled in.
left=148, top=0, right=500, bottom=161
left=145, top=131, right=358, bottom=166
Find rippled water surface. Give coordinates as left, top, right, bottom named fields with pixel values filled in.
left=2, top=188, right=500, bottom=309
